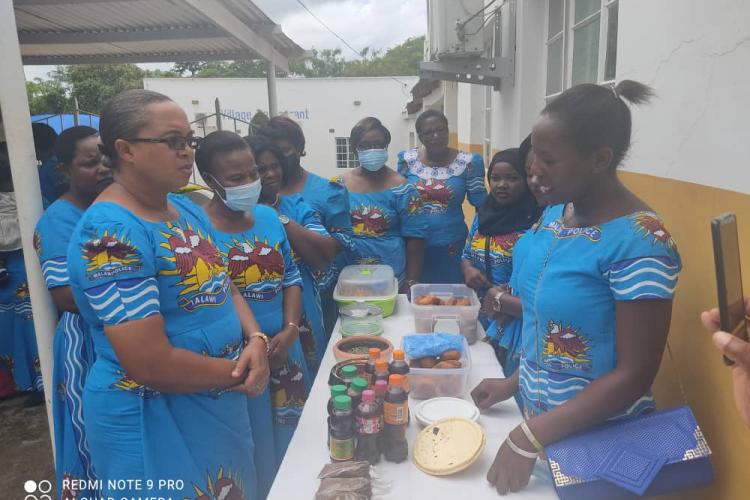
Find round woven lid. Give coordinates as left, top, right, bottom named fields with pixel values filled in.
left=413, top=417, right=486, bottom=476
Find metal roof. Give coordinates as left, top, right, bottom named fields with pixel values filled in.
left=15, top=0, right=304, bottom=70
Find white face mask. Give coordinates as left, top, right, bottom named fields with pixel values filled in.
left=212, top=176, right=262, bottom=213
left=357, top=148, right=389, bottom=172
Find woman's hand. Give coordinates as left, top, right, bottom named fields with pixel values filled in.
left=701, top=298, right=750, bottom=427
left=232, top=337, right=270, bottom=396
left=268, top=326, right=298, bottom=370
left=464, top=266, right=491, bottom=291
left=487, top=428, right=537, bottom=495
left=471, top=377, right=517, bottom=409
left=481, top=285, right=509, bottom=316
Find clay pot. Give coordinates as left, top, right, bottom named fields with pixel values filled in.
left=333, top=335, right=393, bottom=362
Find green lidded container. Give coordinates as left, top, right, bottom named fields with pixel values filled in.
left=334, top=265, right=397, bottom=317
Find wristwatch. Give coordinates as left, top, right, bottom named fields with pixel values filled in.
left=278, top=214, right=290, bottom=225
left=493, top=290, right=506, bottom=312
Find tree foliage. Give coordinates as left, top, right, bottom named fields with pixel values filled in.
left=26, top=78, right=71, bottom=115
left=24, top=37, right=424, bottom=115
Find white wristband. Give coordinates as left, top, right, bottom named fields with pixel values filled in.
left=505, top=436, right=538, bottom=459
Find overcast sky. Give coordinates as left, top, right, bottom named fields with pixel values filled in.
left=23, top=0, right=427, bottom=81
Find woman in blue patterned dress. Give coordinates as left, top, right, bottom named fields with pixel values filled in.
left=258, top=117, right=353, bottom=333
left=67, top=90, right=268, bottom=500
left=460, top=147, right=540, bottom=369
left=0, top=151, right=42, bottom=399
left=398, top=109, right=487, bottom=284
left=35, top=125, right=112, bottom=499
left=247, top=135, right=331, bottom=376
left=471, top=81, right=682, bottom=495
left=196, top=131, right=311, bottom=499
left=335, top=117, right=428, bottom=291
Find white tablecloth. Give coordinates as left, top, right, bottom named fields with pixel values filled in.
left=268, top=295, right=557, bottom=499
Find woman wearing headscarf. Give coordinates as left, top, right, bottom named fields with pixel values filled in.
left=460, top=146, right=540, bottom=368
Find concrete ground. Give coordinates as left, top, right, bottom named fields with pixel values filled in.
left=0, top=393, right=55, bottom=498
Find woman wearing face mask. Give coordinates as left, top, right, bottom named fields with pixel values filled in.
left=197, top=131, right=310, bottom=499
left=398, top=109, right=487, bottom=284
left=334, top=117, right=427, bottom=291
left=460, top=145, right=540, bottom=368
left=66, top=90, right=267, bottom=499
left=34, top=126, right=112, bottom=498
left=471, top=81, right=682, bottom=495
left=257, top=116, right=353, bottom=334
left=247, top=135, right=331, bottom=376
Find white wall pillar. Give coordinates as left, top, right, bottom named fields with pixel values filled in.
left=0, top=0, right=57, bottom=458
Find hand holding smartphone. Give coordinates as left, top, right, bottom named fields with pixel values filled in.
left=711, top=213, right=748, bottom=365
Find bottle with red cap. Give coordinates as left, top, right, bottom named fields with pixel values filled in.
left=382, top=374, right=409, bottom=463
left=355, top=389, right=382, bottom=464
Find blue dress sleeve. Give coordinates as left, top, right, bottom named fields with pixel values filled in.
left=294, top=199, right=331, bottom=238
left=70, top=210, right=160, bottom=326
left=280, top=229, right=303, bottom=289
left=395, top=183, right=428, bottom=239
left=605, top=213, right=682, bottom=301
left=35, top=205, right=75, bottom=289
left=323, top=180, right=355, bottom=252
left=462, top=214, right=480, bottom=261
left=466, top=153, right=487, bottom=208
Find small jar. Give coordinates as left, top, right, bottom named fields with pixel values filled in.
left=339, top=303, right=384, bottom=337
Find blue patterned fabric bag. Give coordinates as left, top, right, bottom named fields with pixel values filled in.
left=545, top=406, right=713, bottom=499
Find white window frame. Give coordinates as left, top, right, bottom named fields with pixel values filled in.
left=544, top=0, right=618, bottom=100
left=335, top=137, right=358, bottom=169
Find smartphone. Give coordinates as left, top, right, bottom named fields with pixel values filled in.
left=711, top=213, right=747, bottom=365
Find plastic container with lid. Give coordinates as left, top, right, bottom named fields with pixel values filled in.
left=339, top=303, right=384, bottom=337
left=402, top=334, right=471, bottom=399
left=334, top=265, right=398, bottom=317
left=409, top=283, right=481, bottom=343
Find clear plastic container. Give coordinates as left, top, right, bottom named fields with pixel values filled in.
left=339, top=303, right=384, bottom=337
left=402, top=335, right=471, bottom=399
left=409, top=284, right=481, bottom=344
left=334, top=265, right=398, bottom=317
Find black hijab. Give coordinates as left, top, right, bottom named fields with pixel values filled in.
left=477, top=147, right=541, bottom=236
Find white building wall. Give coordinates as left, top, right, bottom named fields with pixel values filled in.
left=143, top=77, right=418, bottom=180
left=617, top=0, right=750, bottom=195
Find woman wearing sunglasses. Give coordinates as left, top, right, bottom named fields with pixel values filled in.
left=334, top=117, right=428, bottom=292
left=398, top=109, right=487, bottom=284
left=66, top=90, right=267, bottom=499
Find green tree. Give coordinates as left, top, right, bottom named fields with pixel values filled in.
left=56, top=64, right=145, bottom=113
left=173, top=61, right=207, bottom=77
left=26, top=78, right=71, bottom=115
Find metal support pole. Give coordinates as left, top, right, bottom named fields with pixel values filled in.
left=0, top=0, right=58, bottom=460
left=214, top=98, right=222, bottom=131
left=73, top=96, right=80, bottom=126
left=267, top=60, right=278, bottom=117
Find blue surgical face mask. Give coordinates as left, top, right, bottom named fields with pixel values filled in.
left=212, top=176, right=262, bottom=213
left=357, top=148, right=389, bottom=172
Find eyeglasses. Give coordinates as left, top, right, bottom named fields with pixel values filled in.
left=125, top=135, right=202, bottom=151
left=418, top=127, right=449, bottom=139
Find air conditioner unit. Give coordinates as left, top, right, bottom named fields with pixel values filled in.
left=428, top=0, right=487, bottom=60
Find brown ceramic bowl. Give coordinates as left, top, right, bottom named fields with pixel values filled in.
left=333, top=335, right=393, bottom=362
